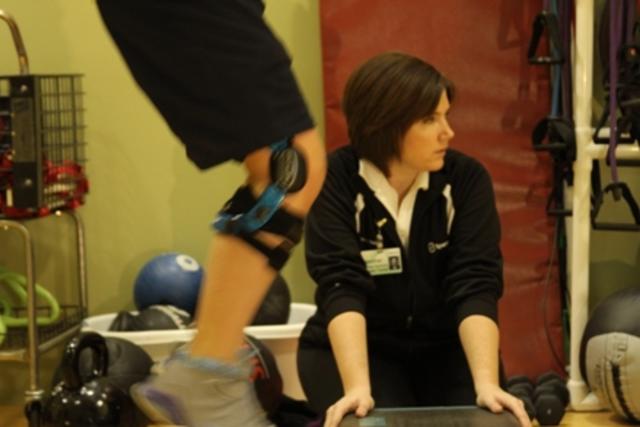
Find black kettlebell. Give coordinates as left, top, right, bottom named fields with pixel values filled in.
left=43, top=332, right=139, bottom=426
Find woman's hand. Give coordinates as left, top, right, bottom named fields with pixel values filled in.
left=323, top=387, right=375, bottom=427
left=475, top=382, right=532, bottom=427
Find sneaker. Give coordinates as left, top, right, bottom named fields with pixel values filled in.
left=130, top=350, right=273, bottom=427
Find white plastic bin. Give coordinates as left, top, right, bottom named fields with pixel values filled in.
left=82, top=302, right=316, bottom=400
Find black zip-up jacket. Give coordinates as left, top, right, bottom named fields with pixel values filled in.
left=300, top=146, right=503, bottom=348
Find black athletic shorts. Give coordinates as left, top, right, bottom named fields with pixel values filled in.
left=97, top=0, right=314, bottom=169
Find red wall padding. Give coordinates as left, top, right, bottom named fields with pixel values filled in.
left=320, top=0, right=565, bottom=378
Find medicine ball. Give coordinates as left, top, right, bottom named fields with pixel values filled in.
left=252, top=274, right=291, bottom=325
left=244, top=334, right=284, bottom=416
left=580, top=285, right=640, bottom=423
left=109, top=305, right=192, bottom=331
left=134, top=253, right=203, bottom=316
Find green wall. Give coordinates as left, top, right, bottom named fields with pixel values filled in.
left=0, top=0, right=323, bottom=404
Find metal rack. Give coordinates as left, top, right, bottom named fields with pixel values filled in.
left=0, top=211, right=88, bottom=423
left=568, top=0, right=640, bottom=411
left=0, top=9, right=89, bottom=425
left=0, top=12, right=87, bottom=220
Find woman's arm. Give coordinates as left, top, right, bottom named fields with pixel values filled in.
left=323, top=311, right=374, bottom=427
left=329, top=311, right=371, bottom=393
left=458, top=314, right=500, bottom=390
left=459, top=314, right=531, bottom=427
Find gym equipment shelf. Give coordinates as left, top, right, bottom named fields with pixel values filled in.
left=0, top=9, right=89, bottom=425
left=0, top=211, right=88, bottom=421
left=568, top=0, right=640, bottom=411
left=0, top=10, right=88, bottom=221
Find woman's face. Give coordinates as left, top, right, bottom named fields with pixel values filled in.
left=397, top=90, right=454, bottom=173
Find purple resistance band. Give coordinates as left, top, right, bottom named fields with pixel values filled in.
left=608, top=0, right=622, bottom=188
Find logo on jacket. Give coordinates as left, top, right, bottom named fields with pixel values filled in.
left=427, top=240, right=449, bottom=254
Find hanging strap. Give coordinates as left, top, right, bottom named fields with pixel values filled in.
left=528, top=10, right=565, bottom=64
left=591, top=182, right=640, bottom=231
left=618, top=15, right=640, bottom=143
left=593, top=1, right=640, bottom=206
left=594, top=3, right=639, bottom=145
left=606, top=0, right=624, bottom=199
left=593, top=103, right=636, bottom=144
left=530, top=0, right=575, bottom=218
left=546, top=161, right=573, bottom=217
left=532, top=117, right=576, bottom=161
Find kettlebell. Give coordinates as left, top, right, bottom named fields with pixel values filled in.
left=43, top=332, right=139, bottom=426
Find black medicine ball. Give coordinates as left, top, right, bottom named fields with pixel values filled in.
left=109, top=305, right=192, bottom=331
left=252, top=274, right=291, bottom=325
left=580, top=285, right=640, bottom=423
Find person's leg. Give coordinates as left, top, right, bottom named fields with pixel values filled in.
left=298, top=342, right=417, bottom=416
left=191, top=128, right=326, bottom=360
left=95, top=3, right=326, bottom=426
left=132, top=130, right=325, bottom=427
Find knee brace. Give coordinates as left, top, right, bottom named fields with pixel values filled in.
left=212, top=139, right=306, bottom=270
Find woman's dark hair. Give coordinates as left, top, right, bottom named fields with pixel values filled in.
left=342, top=52, right=454, bottom=175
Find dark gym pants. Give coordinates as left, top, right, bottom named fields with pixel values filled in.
left=298, top=333, right=503, bottom=415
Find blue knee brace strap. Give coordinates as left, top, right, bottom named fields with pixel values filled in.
left=212, top=139, right=306, bottom=270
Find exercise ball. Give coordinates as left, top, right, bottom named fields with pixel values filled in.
left=252, top=274, right=291, bottom=325
left=134, top=253, right=203, bottom=316
left=580, top=285, right=640, bottom=423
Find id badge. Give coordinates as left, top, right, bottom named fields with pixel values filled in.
left=360, top=247, right=403, bottom=276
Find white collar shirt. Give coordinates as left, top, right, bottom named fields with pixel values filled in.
left=358, top=159, right=430, bottom=250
